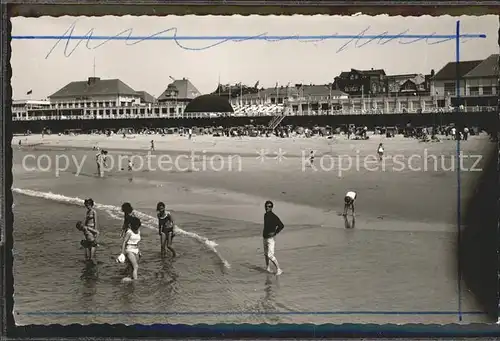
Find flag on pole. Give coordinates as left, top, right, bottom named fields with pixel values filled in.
left=26, top=90, right=32, bottom=95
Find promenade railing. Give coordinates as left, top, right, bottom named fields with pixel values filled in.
left=12, top=106, right=497, bottom=121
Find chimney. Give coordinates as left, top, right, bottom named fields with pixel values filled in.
left=87, top=77, right=100, bottom=85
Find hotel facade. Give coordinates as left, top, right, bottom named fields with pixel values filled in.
left=12, top=54, right=498, bottom=121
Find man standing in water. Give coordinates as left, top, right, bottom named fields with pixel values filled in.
left=262, top=200, right=284, bottom=275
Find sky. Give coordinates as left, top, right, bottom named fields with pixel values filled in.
left=11, top=15, right=499, bottom=100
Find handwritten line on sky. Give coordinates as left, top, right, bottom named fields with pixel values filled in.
left=12, top=20, right=486, bottom=58
left=13, top=34, right=487, bottom=40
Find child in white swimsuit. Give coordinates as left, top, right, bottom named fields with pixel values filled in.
left=120, top=215, right=142, bottom=280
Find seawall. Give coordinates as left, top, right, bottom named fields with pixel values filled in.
left=12, top=111, right=498, bottom=134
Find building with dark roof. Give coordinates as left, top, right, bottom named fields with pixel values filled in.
left=430, top=59, right=482, bottom=98
left=184, top=95, right=234, bottom=114
left=157, top=78, right=201, bottom=103
left=463, top=54, right=498, bottom=97
left=431, top=54, right=498, bottom=107
left=48, top=77, right=146, bottom=110
left=43, top=77, right=187, bottom=120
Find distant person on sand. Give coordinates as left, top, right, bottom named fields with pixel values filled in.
left=150, top=140, right=155, bottom=151
left=377, top=143, right=384, bottom=161
left=463, top=127, right=469, bottom=141
left=95, top=150, right=108, bottom=177
left=121, top=202, right=138, bottom=237
left=76, top=221, right=99, bottom=263
left=343, top=191, right=357, bottom=217
left=309, top=150, right=315, bottom=167
left=262, top=200, right=284, bottom=275
left=119, top=215, right=142, bottom=280
left=188, top=128, right=192, bottom=140
left=156, top=202, right=176, bottom=258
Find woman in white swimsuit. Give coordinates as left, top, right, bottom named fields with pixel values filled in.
left=120, top=215, right=142, bottom=280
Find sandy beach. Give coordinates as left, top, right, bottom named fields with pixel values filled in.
left=14, top=132, right=494, bottom=224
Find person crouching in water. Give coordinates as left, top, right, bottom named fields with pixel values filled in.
left=263, top=200, right=284, bottom=275
left=157, top=202, right=176, bottom=258
left=120, top=216, right=142, bottom=280
left=343, top=191, right=357, bottom=217
left=76, top=221, right=99, bottom=263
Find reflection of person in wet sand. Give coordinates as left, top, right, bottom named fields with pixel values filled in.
left=344, top=215, right=355, bottom=229
left=259, top=275, right=281, bottom=320
left=343, top=191, right=356, bottom=229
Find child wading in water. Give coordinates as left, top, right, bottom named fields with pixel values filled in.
left=156, top=202, right=176, bottom=258
left=119, top=215, right=142, bottom=281
left=76, top=221, right=99, bottom=263
left=84, top=198, right=97, bottom=230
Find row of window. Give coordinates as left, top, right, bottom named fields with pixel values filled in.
left=465, top=78, right=497, bottom=87
left=443, top=83, right=496, bottom=96
left=52, top=101, right=139, bottom=109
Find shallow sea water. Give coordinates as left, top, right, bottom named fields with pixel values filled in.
left=12, top=148, right=486, bottom=325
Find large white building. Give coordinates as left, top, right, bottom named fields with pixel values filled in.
left=12, top=99, right=51, bottom=120
left=15, top=77, right=190, bottom=120
left=462, top=54, right=498, bottom=96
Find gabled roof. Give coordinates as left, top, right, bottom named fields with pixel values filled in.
left=463, top=54, right=499, bottom=78
left=157, top=78, right=201, bottom=101
left=401, top=74, right=426, bottom=86
left=49, top=78, right=138, bottom=98
left=432, top=60, right=482, bottom=81
left=135, top=91, right=156, bottom=103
